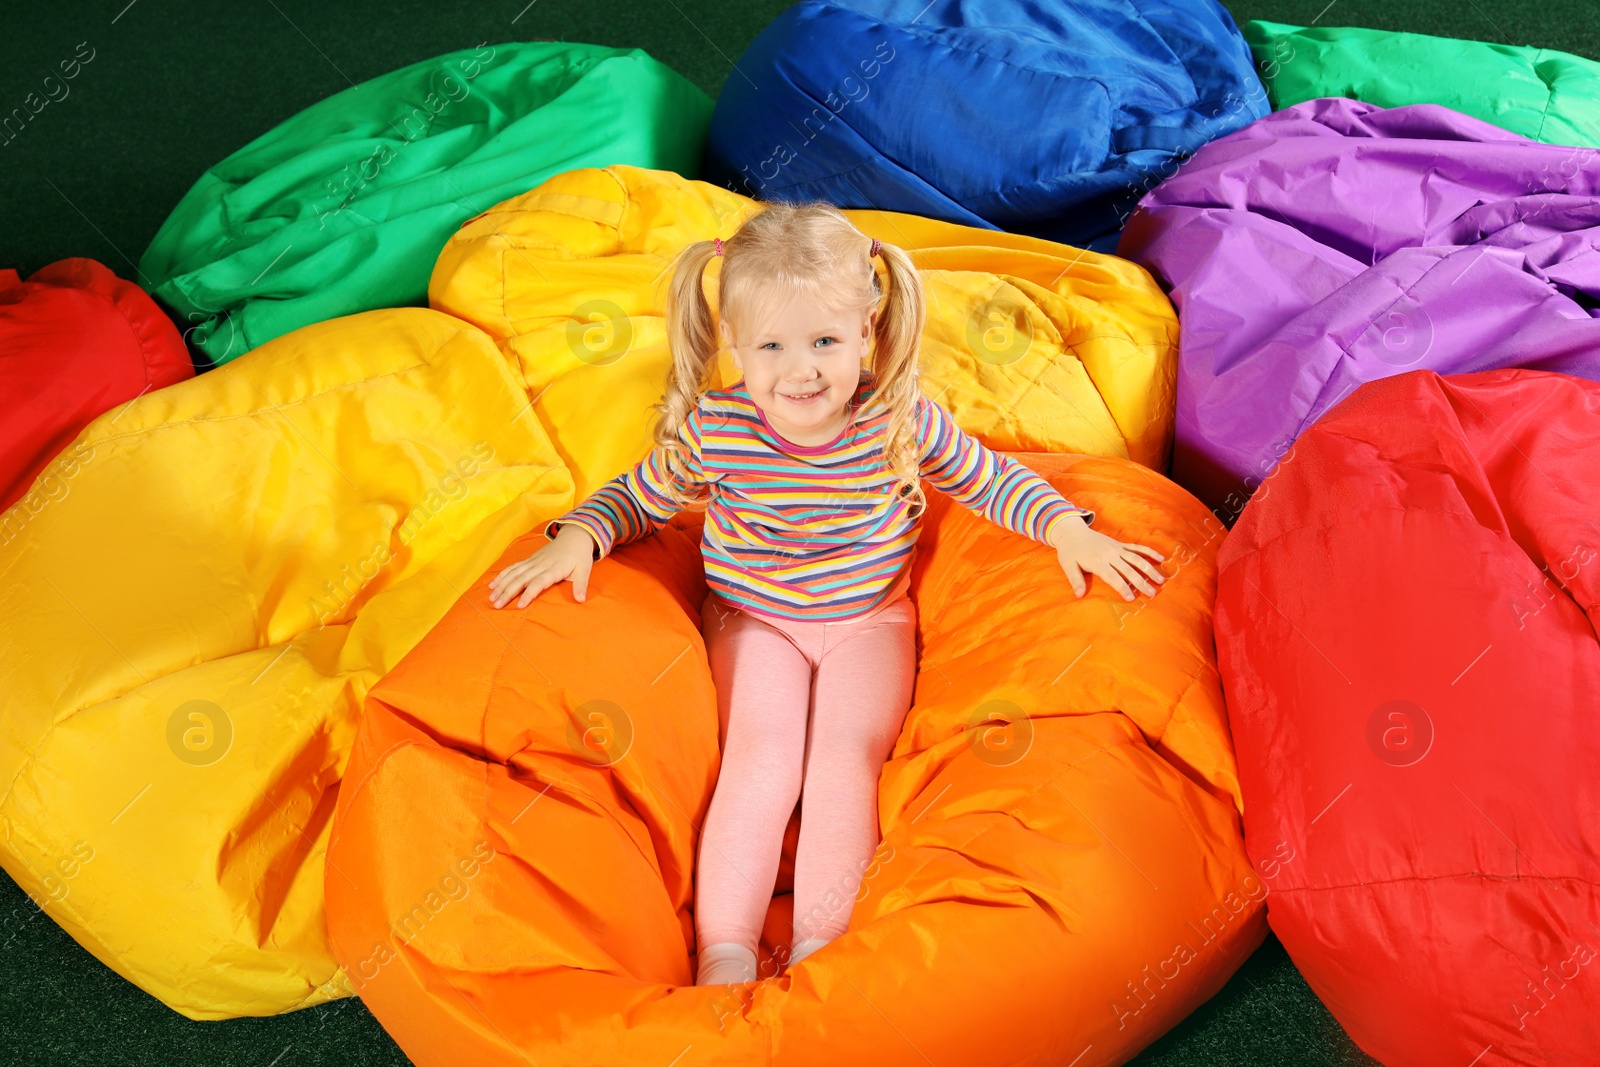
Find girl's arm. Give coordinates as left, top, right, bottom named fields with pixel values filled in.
left=915, top=395, right=1164, bottom=600
left=545, top=407, right=708, bottom=561
left=914, top=394, right=1094, bottom=541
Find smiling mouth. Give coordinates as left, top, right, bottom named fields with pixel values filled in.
left=781, top=386, right=827, bottom=402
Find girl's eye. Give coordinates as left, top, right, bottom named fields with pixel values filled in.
left=815, top=337, right=836, bottom=347
left=759, top=342, right=779, bottom=350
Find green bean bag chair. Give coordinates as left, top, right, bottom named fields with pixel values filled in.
left=1244, top=21, right=1600, bottom=148
left=139, top=41, right=711, bottom=366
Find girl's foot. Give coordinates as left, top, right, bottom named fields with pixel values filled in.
left=696, top=942, right=758, bottom=985
left=787, top=937, right=831, bottom=969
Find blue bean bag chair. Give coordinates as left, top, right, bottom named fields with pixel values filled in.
left=703, top=0, right=1268, bottom=253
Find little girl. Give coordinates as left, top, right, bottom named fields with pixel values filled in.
left=488, top=202, right=1166, bottom=985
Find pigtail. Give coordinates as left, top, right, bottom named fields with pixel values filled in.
left=864, top=239, right=930, bottom=519
left=651, top=239, right=722, bottom=510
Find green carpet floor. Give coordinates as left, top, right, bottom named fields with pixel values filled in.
left=2, top=1, right=1594, bottom=1064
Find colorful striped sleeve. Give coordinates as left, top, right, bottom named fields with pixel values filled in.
left=916, top=394, right=1094, bottom=543
left=544, top=408, right=706, bottom=560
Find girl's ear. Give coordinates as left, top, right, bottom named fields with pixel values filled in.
left=719, top=319, right=742, bottom=372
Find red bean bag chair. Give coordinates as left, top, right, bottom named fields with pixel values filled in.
left=1216, top=367, right=1600, bottom=1066
left=0, top=258, right=191, bottom=514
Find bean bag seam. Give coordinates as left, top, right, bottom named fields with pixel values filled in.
left=1270, top=871, right=1600, bottom=892
left=334, top=736, right=431, bottom=820
left=602, top=163, right=632, bottom=241
left=1160, top=672, right=1205, bottom=742
left=829, top=4, right=1217, bottom=119
left=809, top=6, right=1108, bottom=95
left=485, top=167, right=630, bottom=342
left=1222, top=498, right=1518, bottom=574
left=500, top=234, right=511, bottom=337
left=1, top=262, right=181, bottom=514
left=754, top=9, right=1231, bottom=209
left=1530, top=51, right=1555, bottom=144
left=482, top=609, right=534, bottom=760
left=452, top=195, right=628, bottom=248
left=34, top=260, right=166, bottom=394
left=967, top=86, right=1271, bottom=208
left=70, top=347, right=440, bottom=449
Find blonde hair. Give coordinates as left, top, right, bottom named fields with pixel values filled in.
left=651, top=200, right=928, bottom=517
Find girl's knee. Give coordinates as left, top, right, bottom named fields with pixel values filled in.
left=808, top=697, right=910, bottom=760
left=803, top=735, right=895, bottom=785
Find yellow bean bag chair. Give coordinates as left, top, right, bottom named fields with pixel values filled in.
left=0, top=308, right=573, bottom=1018
left=430, top=164, right=1179, bottom=501
left=324, top=448, right=1262, bottom=1066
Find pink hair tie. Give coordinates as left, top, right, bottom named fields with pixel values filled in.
left=870, top=238, right=881, bottom=258
left=713, top=237, right=724, bottom=256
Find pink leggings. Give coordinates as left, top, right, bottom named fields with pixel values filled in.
left=695, top=575, right=916, bottom=955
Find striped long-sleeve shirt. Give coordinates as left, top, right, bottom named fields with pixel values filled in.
left=544, top=373, right=1095, bottom=622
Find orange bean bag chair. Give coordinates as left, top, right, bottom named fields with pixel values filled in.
left=325, top=449, right=1265, bottom=1066
left=0, top=258, right=191, bottom=514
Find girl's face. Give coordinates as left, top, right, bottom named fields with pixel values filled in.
left=720, top=288, right=876, bottom=448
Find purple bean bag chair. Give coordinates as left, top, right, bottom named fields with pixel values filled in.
left=1117, top=97, right=1600, bottom=519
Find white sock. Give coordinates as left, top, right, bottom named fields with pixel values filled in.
left=696, top=941, right=758, bottom=985
left=787, top=937, right=832, bottom=968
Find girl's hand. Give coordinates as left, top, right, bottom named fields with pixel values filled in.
left=489, top=524, right=598, bottom=608
left=1048, top=513, right=1167, bottom=601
